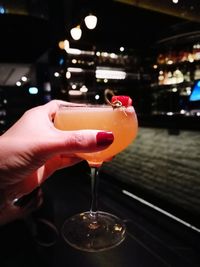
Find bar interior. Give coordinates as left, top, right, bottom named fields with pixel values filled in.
left=0, top=0, right=200, bottom=266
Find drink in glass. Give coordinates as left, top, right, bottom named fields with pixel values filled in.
left=54, top=96, right=138, bottom=252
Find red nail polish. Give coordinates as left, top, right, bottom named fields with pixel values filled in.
left=96, top=132, right=114, bottom=147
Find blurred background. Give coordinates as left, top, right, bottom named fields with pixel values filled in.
left=1, top=0, right=200, bottom=131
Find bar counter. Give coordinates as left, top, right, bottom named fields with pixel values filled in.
left=1, top=162, right=200, bottom=267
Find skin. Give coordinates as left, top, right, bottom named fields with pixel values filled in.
left=0, top=99, right=113, bottom=225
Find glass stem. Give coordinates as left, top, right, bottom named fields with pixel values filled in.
left=90, top=166, right=99, bottom=214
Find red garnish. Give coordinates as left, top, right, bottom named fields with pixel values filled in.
left=111, top=95, right=132, bottom=107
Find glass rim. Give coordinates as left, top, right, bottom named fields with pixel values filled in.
left=58, top=103, right=113, bottom=109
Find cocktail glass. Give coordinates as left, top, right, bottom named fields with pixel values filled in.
left=54, top=99, right=138, bottom=252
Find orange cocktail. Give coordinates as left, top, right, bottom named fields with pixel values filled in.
left=54, top=104, right=138, bottom=167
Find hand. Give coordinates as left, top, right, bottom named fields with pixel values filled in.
left=0, top=100, right=114, bottom=225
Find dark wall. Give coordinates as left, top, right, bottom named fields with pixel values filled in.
left=102, top=126, right=200, bottom=226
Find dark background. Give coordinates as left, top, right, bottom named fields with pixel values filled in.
left=1, top=0, right=200, bottom=63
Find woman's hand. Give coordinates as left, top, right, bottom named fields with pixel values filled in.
left=0, top=100, right=114, bottom=225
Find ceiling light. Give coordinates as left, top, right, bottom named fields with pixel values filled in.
left=80, top=85, right=88, bottom=93
left=21, top=76, right=27, bottom=82
left=95, top=68, right=126, bottom=80
left=70, top=25, right=82, bottom=40
left=95, top=94, right=100, bottom=100
left=66, top=48, right=81, bottom=55
left=69, top=90, right=82, bottom=96
left=67, top=67, right=84, bottom=72
left=54, top=72, right=60, bottom=77
left=84, top=14, right=97, bottom=30
left=64, top=39, right=70, bottom=51
left=16, top=81, right=21, bottom=86
left=66, top=71, right=71, bottom=79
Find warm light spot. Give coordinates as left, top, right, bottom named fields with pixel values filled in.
left=16, top=81, right=21, bottom=86
left=54, top=72, right=60, bottom=77
left=58, top=41, right=64, bottom=49
left=67, top=67, right=83, bottom=73
left=114, top=224, right=123, bottom=232
left=70, top=25, right=82, bottom=40
left=21, top=76, right=27, bottom=82
left=84, top=14, right=97, bottom=30
left=68, top=90, right=82, bottom=96
left=167, top=60, right=173, bottom=65
left=80, top=85, right=88, bottom=93
left=66, top=71, right=71, bottom=79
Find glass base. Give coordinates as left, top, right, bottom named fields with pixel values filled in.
left=61, top=211, right=126, bottom=252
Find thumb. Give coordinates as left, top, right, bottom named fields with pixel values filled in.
left=45, top=130, right=114, bottom=155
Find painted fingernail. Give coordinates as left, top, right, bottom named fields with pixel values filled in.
left=96, top=131, right=114, bottom=147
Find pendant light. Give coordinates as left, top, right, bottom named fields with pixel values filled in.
left=84, top=14, right=97, bottom=30
left=70, top=25, right=82, bottom=40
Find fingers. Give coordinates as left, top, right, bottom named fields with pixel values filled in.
left=46, top=130, right=114, bottom=155
left=43, top=100, right=82, bottom=121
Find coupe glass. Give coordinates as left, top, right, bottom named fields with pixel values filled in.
left=54, top=101, right=138, bottom=252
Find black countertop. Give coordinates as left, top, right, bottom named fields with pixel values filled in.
left=1, top=164, right=200, bottom=267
